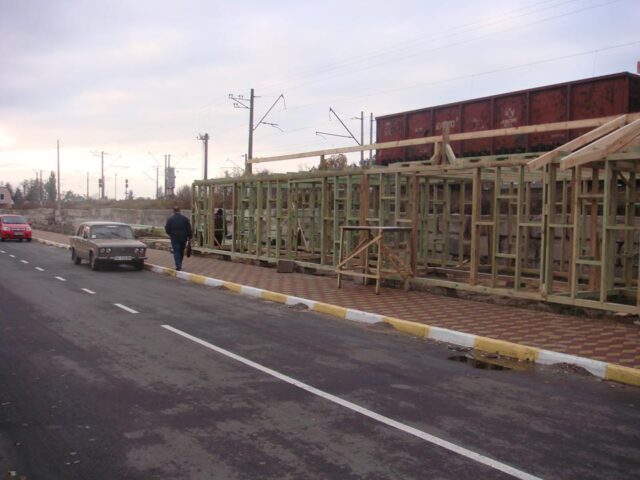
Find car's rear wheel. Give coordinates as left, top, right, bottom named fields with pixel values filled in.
left=27, top=238, right=32, bottom=243
left=72, top=248, right=81, bottom=265
left=90, top=252, right=100, bottom=271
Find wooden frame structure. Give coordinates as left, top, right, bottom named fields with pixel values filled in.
left=192, top=113, right=640, bottom=315
left=336, top=225, right=413, bottom=294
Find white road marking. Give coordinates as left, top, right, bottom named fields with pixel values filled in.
left=55, top=276, right=66, bottom=282
left=161, top=325, right=542, bottom=480
left=20, top=259, right=29, bottom=264
left=114, top=303, right=138, bottom=314
left=9, top=254, right=15, bottom=258
left=0, top=250, right=5, bottom=253
left=35, top=267, right=45, bottom=272
left=81, top=288, right=96, bottom=295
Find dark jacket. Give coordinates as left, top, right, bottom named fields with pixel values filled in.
left=165, top=213, right=192, bottom=242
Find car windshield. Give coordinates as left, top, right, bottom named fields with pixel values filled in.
left=90, top=225, right=134, bottom=240
left=2, top=216, right=28, bottom=224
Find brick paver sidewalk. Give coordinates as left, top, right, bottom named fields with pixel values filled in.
left=34, top=230, right=640, bottom=369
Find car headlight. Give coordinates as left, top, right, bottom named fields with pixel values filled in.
left=99, top=248, right=112, bottom=254
left=134, top=247, right=145, bottom=255
left=99, top=248, right=105, bottom=253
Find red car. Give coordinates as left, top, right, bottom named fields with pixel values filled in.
left=0, top=214, right=32, bottom=242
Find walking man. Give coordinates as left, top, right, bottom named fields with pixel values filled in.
left=165, top=206, right=192, bottom=271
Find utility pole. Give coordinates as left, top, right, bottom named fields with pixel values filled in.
left=155, top=167, right=159, bottom=199
left=86, top=172, right=89, bottom=199
left=198, top=133, right=210, bottom=179
left=360, top=111, right=364, bottom=166
left=164, top=154, right=167, bottom=198
left=229, top=89, right=285, bottom=175
left=114, top=172, right=117, bottom=200
left=370, top=112, right=374, bottom=164
left=247, top=89, right=254, bottom=175
left=56, top=139, right=61, bottom=212
left=101, top=152, right=105, bottom=199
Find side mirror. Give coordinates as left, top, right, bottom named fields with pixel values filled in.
left=83, top=232, right=88, bottom=239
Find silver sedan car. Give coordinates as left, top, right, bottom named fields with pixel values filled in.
left=70, top=221, right=147, bottom=271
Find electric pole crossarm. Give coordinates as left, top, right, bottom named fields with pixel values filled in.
left=316, top=131, right=353, bottom=139
left=329, top=108, right=361, bottom=145
left=254, top=94, right=285, bottom=131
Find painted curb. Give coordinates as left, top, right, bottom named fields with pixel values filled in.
left=33, top=236, right=640, bottom=387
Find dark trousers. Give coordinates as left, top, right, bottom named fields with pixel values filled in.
left=170, top=237, right=187, bottom=269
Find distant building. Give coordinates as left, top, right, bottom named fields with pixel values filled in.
left=0, top=185, right=13, bottom=207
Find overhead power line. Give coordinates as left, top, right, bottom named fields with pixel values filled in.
left=257, top=0, right=577, bottom=93
left=264, top=0, right=624, bottom=96
left=284, top=39, right=640, bottom=112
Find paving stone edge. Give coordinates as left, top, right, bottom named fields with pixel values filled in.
left=35, top=236, right=640, bottom=388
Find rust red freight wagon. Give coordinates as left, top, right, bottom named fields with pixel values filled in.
left=375, top=72, right=640, bottom=165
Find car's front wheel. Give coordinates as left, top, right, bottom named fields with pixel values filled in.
left=71, top=248, right=81, bottom=265
left=133, top=260, right=144, bottom=271
left=27, top=238, right=32, bottom=243
left=89, top=252, right=100, bottom=271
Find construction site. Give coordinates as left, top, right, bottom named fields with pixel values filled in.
left=191, top=72, right=640, bottom=317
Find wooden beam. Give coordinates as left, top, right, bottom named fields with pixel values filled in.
left=527, top=115, right=627, bottom=171
left=559, top=118, right=640, bottom=170
left=469, top=167, right=481, bottom=285
left=249, top=115, right=640, bottom=164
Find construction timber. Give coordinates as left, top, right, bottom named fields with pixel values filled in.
left=192, top=113, right=640, bottom=316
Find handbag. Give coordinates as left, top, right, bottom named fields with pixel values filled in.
left=186, top=242, right=192, bottom=258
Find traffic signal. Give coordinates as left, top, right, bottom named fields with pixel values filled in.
left=125, top=179, right=129, bottom=189
left=98, top=178, right=103, bottom=188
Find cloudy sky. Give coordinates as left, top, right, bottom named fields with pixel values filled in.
left=1, top=0, right=638, bottom=198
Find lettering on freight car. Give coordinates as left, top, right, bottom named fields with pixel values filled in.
left=469, top=118, right=486, bottom=130
left=435, top=119, right=457, bottom=131
left=499, top=107, right=518, bottom=128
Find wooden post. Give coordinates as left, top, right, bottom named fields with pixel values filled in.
left=411, top=175, right=419, bottom=276
left=231, top=182, right=237, bottom=253
left=375, top=230, right=382, bottom=294
left=337, top=227, right=344, bottom=288
left=442, top=180, right=451, bottom=267
left=523, top=182, right=531, bottom=269
left=320, top=177, right=327, bottom=265
left=623, top=172, right=635, bottom=287
left=276, top=182, right=283, bottom=258
left=514, top=166, right=525, bottom=290
left=560, top=179, right=568, bottom=272
left=569, top=167, right=581, bottom=298
left=600, top=161, right=612, bottom=303
left=491, top=167, right=501, bottom=287
left=256, top=181, right=263, bottom=257
left=544, top=164, right=557, bottom=295
left=459, top=181, right=466, bottom=264
left=589, top=168, right=600, bottom=290
left=470, top=167, right=481, bottom=285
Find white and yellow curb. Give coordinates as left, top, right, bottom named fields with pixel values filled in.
left=34, top=236, right=640, bottom=388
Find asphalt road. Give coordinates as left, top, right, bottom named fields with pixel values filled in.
left=0, top=241, right=639, bottom=480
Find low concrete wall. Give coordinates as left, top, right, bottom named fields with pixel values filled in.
left=0, top=207, right=191, bottom=234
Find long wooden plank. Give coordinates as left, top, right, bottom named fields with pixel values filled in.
left=559, top=118, right=640, bottom=170
left=250, top=115, right=640, bottom=164
left=527, top=115, right=627, bottom=171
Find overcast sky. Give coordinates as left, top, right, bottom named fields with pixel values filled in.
left=1, top=0, right=639, bottom=198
